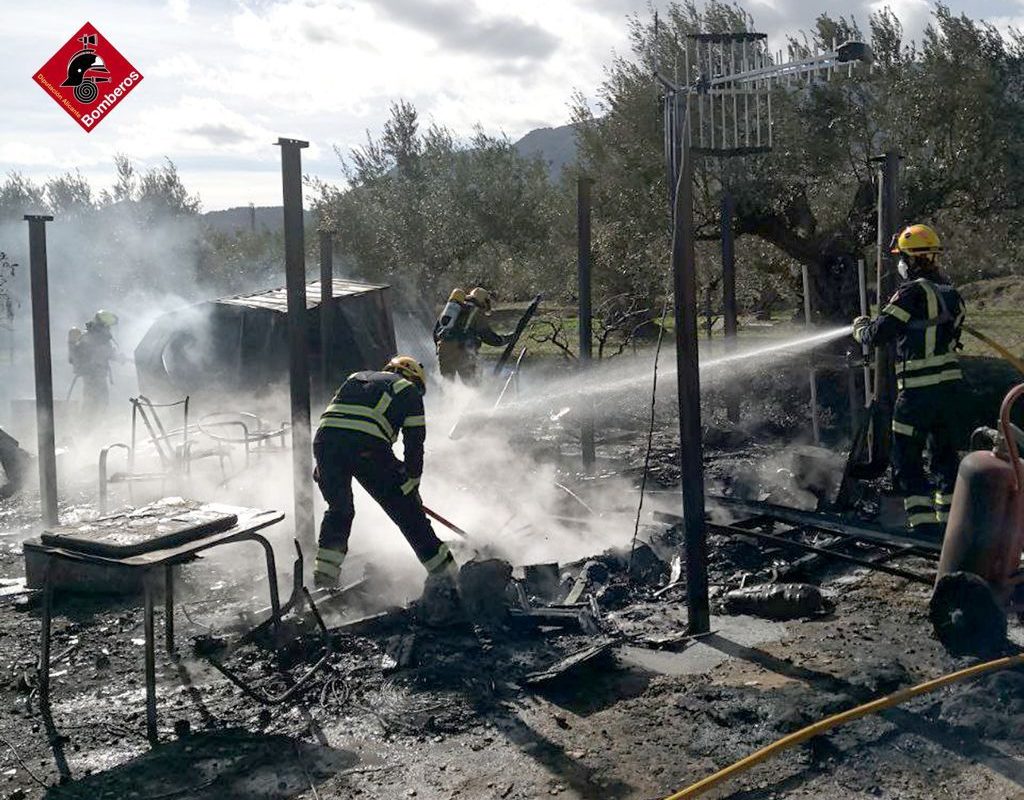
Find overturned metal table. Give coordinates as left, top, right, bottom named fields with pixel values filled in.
left=28, top=501, right=285, bottom=743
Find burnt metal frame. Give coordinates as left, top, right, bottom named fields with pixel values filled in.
left=704, top=494, right=942, bottom=557
left=36, top=509, right=285, bottom=744
left=654, top=499, right=938, bottom=586
left=98, top=397, right=236, bottom=513
left=709, top=518, right=934, bottom=585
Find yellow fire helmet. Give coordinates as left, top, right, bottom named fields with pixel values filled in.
left=467, top=287, right=493, bottom=313
left=890, top=224, right=942, bottom=256
left=449, top=288, right=466, bottom=303
left=384, top=355, right=427, bottom=393
left=94, top=309, right=119, bottom=327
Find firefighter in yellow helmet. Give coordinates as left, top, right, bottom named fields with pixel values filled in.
left=433, top=287, right=512, bottom=384
left=312, top=355, right=455, bottom=587
left=852, top=224, right=966, bottom=536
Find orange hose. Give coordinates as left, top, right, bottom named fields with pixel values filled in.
left=662, top=652, right=1024, bottom=800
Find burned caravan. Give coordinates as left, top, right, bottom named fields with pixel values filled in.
left=134, top=280, right=396, bottom=403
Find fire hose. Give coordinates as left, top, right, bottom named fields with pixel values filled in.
left=661, top=651, right=1024, bottom=800
left=963, top=324, right=1024, bottom=375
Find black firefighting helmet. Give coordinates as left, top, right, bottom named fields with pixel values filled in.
left=61, top=51, right=109, bottom=87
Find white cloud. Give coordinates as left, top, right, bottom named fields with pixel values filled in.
left=3, top=0, right=1017, bottom=209
left=167, top=0, right=191, bottom=23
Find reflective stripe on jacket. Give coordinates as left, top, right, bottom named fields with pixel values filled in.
left=858, top=277, right=965, bottom=391
left=318, top=370, right=427, bottom=477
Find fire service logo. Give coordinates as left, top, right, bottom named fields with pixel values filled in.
left=33, top=22, right=143, bottom=132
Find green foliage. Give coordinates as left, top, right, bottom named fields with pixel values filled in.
left=0, top=157, right=262, bottom=305
left=573, top=2, right=1024, bottom=320
left=311, top=101, right=574, bottom=303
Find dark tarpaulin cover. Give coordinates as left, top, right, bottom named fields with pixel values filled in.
left=134, top=280, right=396, bottom=402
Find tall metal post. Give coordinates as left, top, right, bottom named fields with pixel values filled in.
left=801, top=263, right=820, bottom=444
left=869, top=151, right=900, bottom=462
left=670, top=92, right=711, bottom=636
left=577, top=176, right=595, bottom=472
left=721, top=190, right=740, bottom=422
left=857, top=259, right=871, bottom=407
left=276, top=138, right=315, bottom=557
left=319, top=229, right=335, bottom=399
left=25, top=215, right=58, bottom=526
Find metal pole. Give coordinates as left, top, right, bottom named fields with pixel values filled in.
left=858, top=258, right=871, bottom=407
left=870, top=151, right=900, bottom=461
left=801, top=263, right=820, bottom=444
left=721, top=190, right=739, bottom=423
left=24, top=215, right=57, bottom=526
left=670, top=91, right=710, bottom=636
left=319, top=229, right=335, bottom=400
left=276, top=138, right=315, bottom=558
left=577, top=176, right=595, bottom=473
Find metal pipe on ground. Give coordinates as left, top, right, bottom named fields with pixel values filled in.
left=25, top=215, right=58, bottom=526
left=277, top=138, right=315, bottom=559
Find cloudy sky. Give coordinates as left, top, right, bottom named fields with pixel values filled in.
left=5, top=0, right=1022, bottom=210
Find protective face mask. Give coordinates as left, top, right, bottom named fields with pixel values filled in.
left=897, top=257, right=910, bottom=280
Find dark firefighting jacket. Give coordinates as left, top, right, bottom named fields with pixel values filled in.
left=856, top=277, right=966, bottom=392
left=317, top=371, right=426, bottom=478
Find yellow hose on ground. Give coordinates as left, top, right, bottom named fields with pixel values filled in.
left=662, top=652, right=1024, bottom=800
left=963, top=325, right=1024, bottom=375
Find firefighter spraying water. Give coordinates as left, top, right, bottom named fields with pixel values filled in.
left=853, top=224, right=967, bottom=537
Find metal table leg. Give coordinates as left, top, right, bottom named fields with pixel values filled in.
left=249, top=533, right=282, bottom=635
left=164, top=564, right=175, bottom=654
left=143, top=573, right=158, bottom=743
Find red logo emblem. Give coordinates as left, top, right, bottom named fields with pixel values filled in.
left=33, top=22, right=143, bottom=133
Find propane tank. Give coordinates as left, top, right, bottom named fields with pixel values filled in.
left=435, top=288, right=467, bottom=342
left=931, top=382, right=1024, bottom=654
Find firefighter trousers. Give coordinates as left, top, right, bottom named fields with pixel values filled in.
left=313, top=431, right=451, bottom=572
left=891, top=385, right=961, bottom=531
left=436, top=339, right=479, bottom=384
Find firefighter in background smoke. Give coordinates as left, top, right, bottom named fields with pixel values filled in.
left=313, top=356, right=455, bottom=588
left=68, top=310, right=123, bottom=423
left=0, top=428, right=30, bottom=499
left=853, top=224, right=966, bottom=536
left=434, top=287, right=511, bottom=383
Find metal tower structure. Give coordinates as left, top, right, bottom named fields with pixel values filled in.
left=656, top=29, right=874, bottom=634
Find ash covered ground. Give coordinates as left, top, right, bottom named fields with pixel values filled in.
left=0, top=355, right=1022, bottom=800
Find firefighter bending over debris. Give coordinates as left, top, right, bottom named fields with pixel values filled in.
left=68, top=310, right=122, bottom=423
left=853, top=224, right=966, bottom=537
left=313, top=356, right=455, bottom=587
left=434, top=287, right=511, bottom=383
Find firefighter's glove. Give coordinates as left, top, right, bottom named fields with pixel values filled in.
left=851, top=315, right=871, bottom=344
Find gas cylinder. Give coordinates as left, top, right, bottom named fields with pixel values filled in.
left=931, top=382, right=1024, bottom=654
left=435, top=288, right=466, bottom=341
